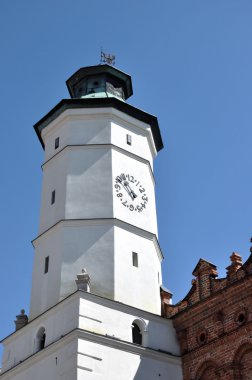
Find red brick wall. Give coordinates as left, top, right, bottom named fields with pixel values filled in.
left=163, top=252, right=252, bottom=380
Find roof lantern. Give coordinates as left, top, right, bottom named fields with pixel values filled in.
left=66, top=64, right=133, bottom=101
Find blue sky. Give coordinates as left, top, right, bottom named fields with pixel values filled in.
left=1, top=0, right=252, bottom=361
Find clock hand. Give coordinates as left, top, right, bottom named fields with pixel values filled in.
left=116, top=177, right=134, bottom=199
left=129, top=189, right=137, bottom=199
left=123, top=181, right=137, bottom=200
left=124, top=185, right=134, bottom=199
left=123, top=183, right=134, bottom=200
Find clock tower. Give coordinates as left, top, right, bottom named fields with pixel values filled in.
left=31, top=64, right=163, bottom=319
left=1, top=65, right=182, bottom=380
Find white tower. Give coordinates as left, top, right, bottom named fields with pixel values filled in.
left=1, top=65, right=182, bottom=380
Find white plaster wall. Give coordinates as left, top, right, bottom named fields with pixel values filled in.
left=42, top=112, right=111, bottom=163
left=77, top=338, right=182, bottom=380
left=30, top=221, right=115, bottom=319
left=2, top=293, right=182, bottom=380
left=78, top=294, right=180, bottom=355
left=43, top=118, right=70, bottom=162
left=59, top=222, right=115, bottom=300
left=40, top=144, right=155, bottom=235
left=65, top=147, right=113, bottom=220
left=2, top=296, right=79, bottom=373
left=1, top=341, right=77, bottom=380
left=31, top=221, right=161, bottom=319
left=32, top=106, right=160, bottom=318
left=111, top=119, right=154, bottom=166
left=114, top=226, right=161, bottom=314
left=40, top=146, right=114, bottom=234
left=39, top=108, right=156, bottom=235
left=67, top=117, right=111, bottom=147
left=30, top=225, right=63, bottom=319
left=39, top=150, right=67, bottom=234
left=41, top=109, right=156, bottom=165
left=112, top=149, right=158, bottom=235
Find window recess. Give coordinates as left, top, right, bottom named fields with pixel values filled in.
left=44, top=256, right=49, bottom=274
left=127, top=134, right=132, bottom=145
left=132, top=252, right=138, bottom=267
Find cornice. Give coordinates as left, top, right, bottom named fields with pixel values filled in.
left=1, top=289, right=171, bottom=344
left=32, top=218, right=163, bottom=260
left=41, top=143, right=155, bottom=186
left=33, top=98, right=163, bottom=152
left=0, top=324, right=181, bottom=378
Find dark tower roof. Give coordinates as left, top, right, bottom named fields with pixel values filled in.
left=66, top=64, right=133, bottom=101
left=34, top=65, right=163, bottom=152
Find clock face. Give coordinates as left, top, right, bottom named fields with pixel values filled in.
left=114, top=172, right=149, bottom=213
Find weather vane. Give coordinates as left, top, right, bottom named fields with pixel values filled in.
left=100, top=49, right=116, bottom=66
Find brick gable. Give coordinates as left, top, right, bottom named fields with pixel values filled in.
left=162, top=247, right=252, bottom=380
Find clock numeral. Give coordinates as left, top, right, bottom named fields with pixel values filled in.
left=115, top=173, right=148, bottom=213
left=126, top=174, right=134, bottom=183
left=135, top=205, right=142, bottom=212
left=116, top=176, right=122, bottom=183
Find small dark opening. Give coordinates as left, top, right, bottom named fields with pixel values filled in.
left=39, top=333, right=46, bottom=350
left=55, top=137, right=59, bottom=149
left=132, top=323, right=142, bottom=345
left=238, top=313, right=245, bottom=324
left=127, top=134, right=132, bottom=145
left=132, top=252, right=138, bottom=267
left=199, top=333, right=206, bottom=343
left=51, top=190, right=55, bottom=205
left=44, top=256, right=49, bottom=274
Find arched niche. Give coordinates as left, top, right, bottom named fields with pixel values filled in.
left=35, top=326, right=46, bottom=352
left=233, top=342, right=252, bottom=380
left=195, top=360, right=219, bottom=380
left=131, top=318, right=148, bottom=347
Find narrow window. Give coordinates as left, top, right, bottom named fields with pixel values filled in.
left=127, top=134, right=132, bottom=145
left=158, top=272, right=160, bottom=284
left=36, top=327, right=46, bottom=352
left=132, top=252, right=138, bottom=267
left=51, top=190, right=55, bottom=205
left=44, top=256, right=49, bottom=274
left=132, top=323, right=142, bottom=345
left=55, top=137, right=59, bottom=149
left=40, top=333, right=46, bottom=350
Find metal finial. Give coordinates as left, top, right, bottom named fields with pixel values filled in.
left=100, top=49, right=115, bottom=66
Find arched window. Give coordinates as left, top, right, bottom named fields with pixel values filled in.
left=36, top=327, right=46, bottom=352
left=233, top=343, right=252, bottom=380
left=195, top=360, right=219, bottom=380
left=132, top=322, right=142, bottom=345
